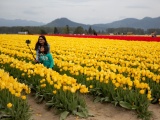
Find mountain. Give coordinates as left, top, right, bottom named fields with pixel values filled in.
left=94, top=17, right=160, bottom=30
left=0, top=17, right=160, bottom=30
left=0, top=18, right=45, bottom=27
left=45, top=18, right=87, bottom=28
left=44, top=17, right=160, bottom=30
left=44, top=18, right=107, bottom=31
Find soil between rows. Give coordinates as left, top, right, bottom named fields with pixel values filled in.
left=27, top=94, right=160, bottom=120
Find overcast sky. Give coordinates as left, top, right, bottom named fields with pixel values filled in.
left=0, top=0, right=160, bottom=24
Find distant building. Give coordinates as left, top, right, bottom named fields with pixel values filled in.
left=109, top=33, right=114, bottom=35
left=18, top=31, right=28, bottom=34
left=127, top=32, right=133, bottom=35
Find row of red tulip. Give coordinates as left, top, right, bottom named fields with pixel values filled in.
left=48, top=34, right=160, bottom=42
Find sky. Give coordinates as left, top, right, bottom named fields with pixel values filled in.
left=0, top=0, right=160, bottom=24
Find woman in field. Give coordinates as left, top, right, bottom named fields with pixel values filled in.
left=34, top=35, right=50, bottom=63
left=39, top=45, right=54, bottom=69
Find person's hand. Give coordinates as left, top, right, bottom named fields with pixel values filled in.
left=34, top=59, right=39, bottom=63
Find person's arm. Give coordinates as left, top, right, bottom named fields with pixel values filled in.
left=35, top=45, right=40, bottom=62
left=39, top=55, right=43, bottom=64
left=48, top=44, right=50, bottom=53
left=48, top=54, right=54, bottom=68
left=36, top=50, right=39, bottom=61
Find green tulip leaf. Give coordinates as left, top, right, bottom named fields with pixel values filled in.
left=131, top=105, right=137, bottom=110
left=119, top=101, right=132, bottom=109
left=151, top=98, right=158, bottom=104
left=100, top=97, right=111, bottom=102
left=45, top=102, right=54, bottom=107
left=94, top=97, right=101, bottom=103
left=75, top=111, right=87, bottom=118
left=60, top=111, right=69, bottom=120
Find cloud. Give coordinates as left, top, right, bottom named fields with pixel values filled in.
left=0, top=0, right=160, bottom=24
left=126, top=5, right=151, bottom=9
left=23, top=10, right=38, bottom=15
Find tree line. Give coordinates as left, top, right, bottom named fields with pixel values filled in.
left=0, top=25, right=159, bottom=35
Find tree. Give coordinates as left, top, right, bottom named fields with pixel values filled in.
left=93, top=30, right=97, bottom=35
left=73, top=26, right=85, bottom=34
left=54, top=27, right=59, bottom=34
left=40, top=29, right=47, bottom=34
left=88, top=26, right=93, bottom=34
left=62, top=25, right=70, bottom=34
left=66, top=25, right=69, bottom=34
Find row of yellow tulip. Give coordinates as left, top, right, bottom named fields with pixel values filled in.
left=0, top=34, right=160, bottom=119
left=1, top=35, right=159, bottom=76
left=1, top=42, right=159, bottom=91
left=0, top=35, right=158, bottom=101
left=1, top=35, right=159, bottom=77
left=0, top=68, right=31, bottom=120
left=0, top=53, right=89, bottom=118
left=0, top=68, right=30, bottom=97
left=0, top=36, right=155, bottom=101
left=0, top=54, right=89, bottom=94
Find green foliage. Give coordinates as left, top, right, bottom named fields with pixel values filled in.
left=62, top=25, right=70, bottom=34
left=40, top=29, right=47, bottom=34
left=54, top=27, right=59, bottom=34
left=74, top=26, right=85, bottom=34
left=45, top=90, right=88, bottom=118
left=0, top=90, right=31, bottom=120
left=60, top=111, right=69, bottom=120
left=0, top=62, right=89, bottom=120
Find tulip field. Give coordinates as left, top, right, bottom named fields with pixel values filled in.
left=0, top=34, right=160, bottom=120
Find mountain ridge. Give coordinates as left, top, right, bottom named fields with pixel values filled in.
left=0, top=18, right=45, bottom=27
left=0, top=17, right=160, bottom=30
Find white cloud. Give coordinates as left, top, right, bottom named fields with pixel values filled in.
left=0, top=0, right=160, bottom=24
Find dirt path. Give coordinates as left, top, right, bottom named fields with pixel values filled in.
left=28, top=95, right=160, bottom=120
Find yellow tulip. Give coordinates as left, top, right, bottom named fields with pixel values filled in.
left=70, top=87, right=76, bottom=93
left=115, top=82, right=120, bottom=88
left=40, top=84, right=46, bottom=88
left=21, top=95, right=26, bottom=100
left=7, top=103, right=12, bottom=108
left=139, top=89, right=145, bottom=94
left=89, top=85, right=93, bottom=89
left=147, top=94, right=152, bottom=100
left=53, top=90, right=57, bottom=94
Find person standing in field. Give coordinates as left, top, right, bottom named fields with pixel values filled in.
left=39, top=45, right=54, bottom=69
left=34, top=35, right=50, bottom=63
left=151, top=31, right=157, bottom=37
